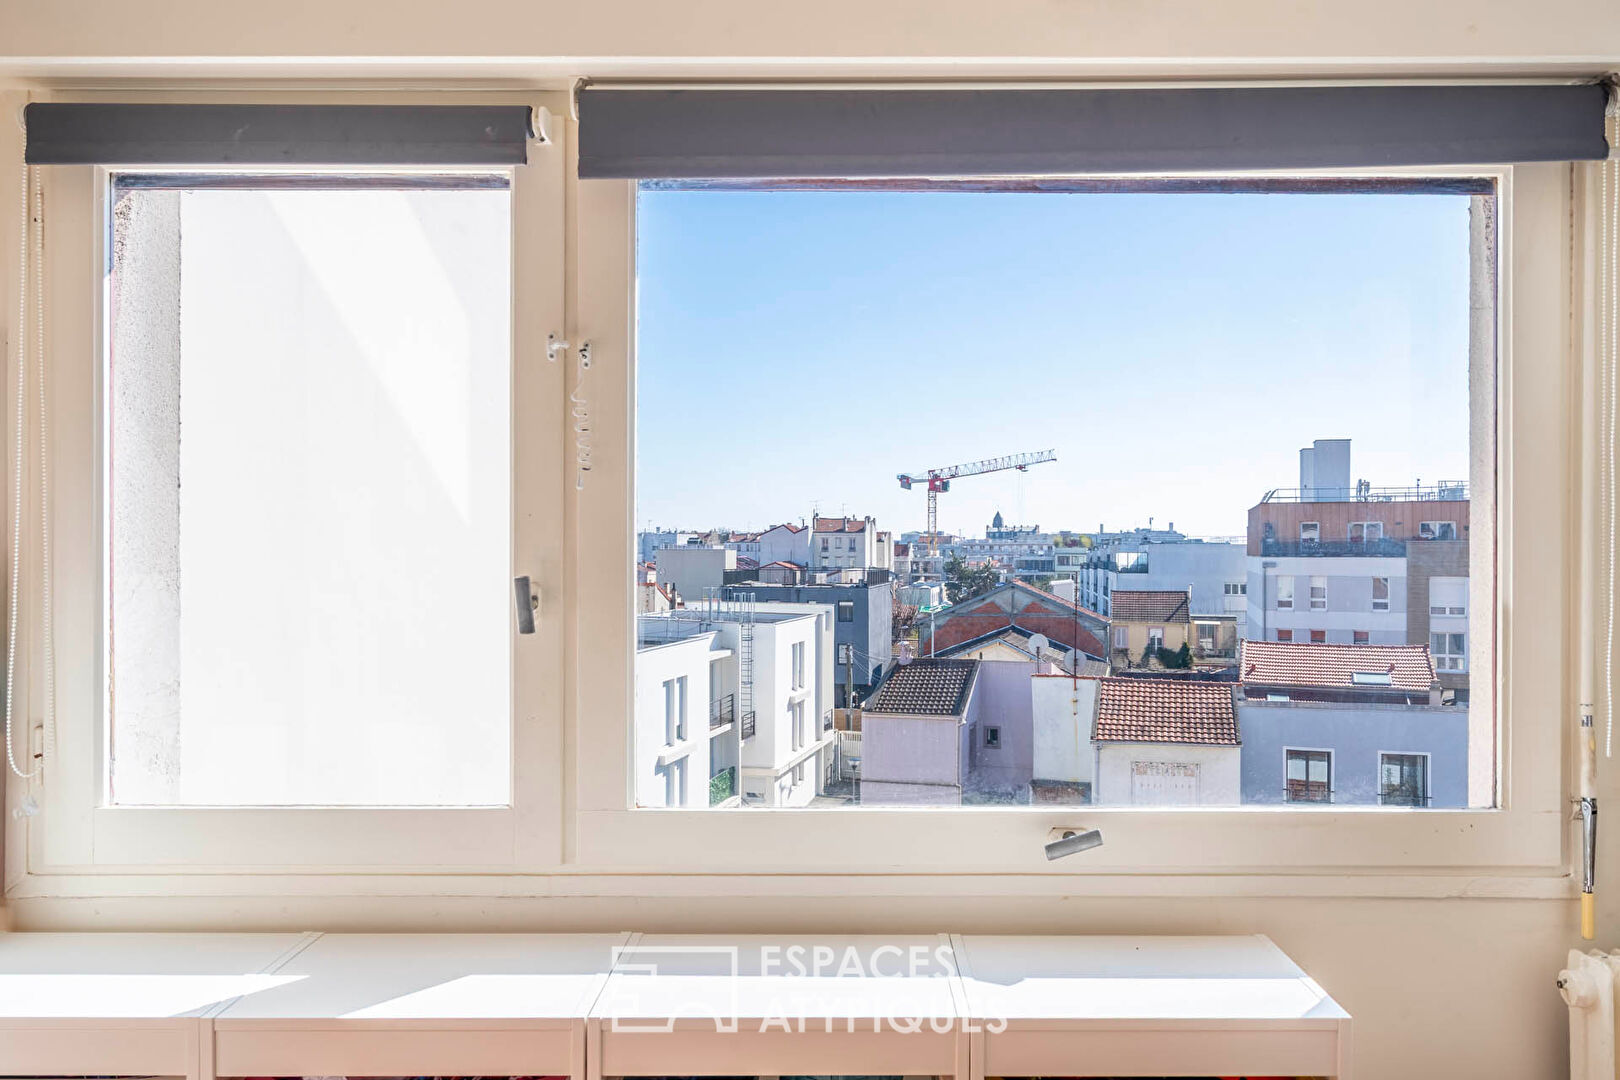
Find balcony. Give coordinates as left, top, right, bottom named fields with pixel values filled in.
left=740, top=711, right=757, bottom=739
left=1260, top=538, right=1407, bottom=558
left=709, top=693, right=735, bottom=730
left=709, top=765, right=737, bottom=806
left=1259, top=481, right=1467, bottom=503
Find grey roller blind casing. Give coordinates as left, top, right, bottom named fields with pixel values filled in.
left=24, top=103, right=534, bottom=166
left=576, top=83, right=1611, bottom=179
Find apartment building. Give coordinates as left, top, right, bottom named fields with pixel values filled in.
left=654, top=545, right=736, bottom=606
left=1244, top=439, right=1469, bottom=690
left=811, top=514, right=879, bottom=569
left=638, top=604, right=834, bottom=808
left=1057, top=538, right=1247, bottom=637
left=1236, top=639, right=1467, bottom=806
left=723, top=578, right=892, bottom=705
left=1105, top=589, right=1193, bottom=668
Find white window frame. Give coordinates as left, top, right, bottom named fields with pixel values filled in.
left=1299, top=521, right=1320, bottom=543
left=1276, top=574, right=1295, bottom=610
left=2, top=126, right=1578, bottom=902
left=1377, top=750, right=1432, bottom=807
left=569, top=163, right=1560, bottom=883
left=1420, top=520, right=1460, bottom=540
left=14, top=91, right=568, bottom=877
left=1372, top=575, right=1392, bottom=611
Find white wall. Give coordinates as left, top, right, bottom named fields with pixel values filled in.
left=1096, top=743, right=1242, bottom=806
left=1031, top=674, right=1099, bottom=789
left=633, top=631, right=717, bottom=808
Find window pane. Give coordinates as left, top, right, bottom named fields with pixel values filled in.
left=108, top=177, right=512, bottom=806
left=636, top=181, right=1489, bottom=810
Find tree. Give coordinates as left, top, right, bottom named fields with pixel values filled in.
left=944, top=553, right=1001, bottom=605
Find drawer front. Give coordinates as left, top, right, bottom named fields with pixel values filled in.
left=0, top=1019, right=198, bottom=1077
left=983, top=1023, right=1343, bottom=1078
left=215, top=1021, right=577, bottom=1076
left=600, top=1024, right=965, bottom=1077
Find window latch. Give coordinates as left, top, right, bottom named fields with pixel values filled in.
left=513, top=575, right=539, bottom=635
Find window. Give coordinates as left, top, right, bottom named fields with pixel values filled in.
left=1113, top=626, right=1129, bottom=649
left=1148, top=627, right=1165, bottom=650
left=1353, top=630, right=1370, bottom=645
left=1372, top=576, right=1391, bottom=611
left=1309, top=575, right=1327, bottom=610
left=791, top=642, right=806, bottom=690
left=1299, top=522, right=1320, bottom=543
left=1348, top=521, right=1384, bottom=542
left=663, top=757, right=688, bottom=807
left=984, top=726, right=1002, bottom=749
left=1429, top=576, right=1469, bottom=616
left=1432, top=632, right=1468, bottom=671
left=1276, top=575, right=1294, bottom=610
left=1224, top=581, right=1247, bottom=595
left=1286, top=749, right=1332, bottom=802
left=106, top=175, right=513, bottom=807
left=1419, top=520, right=1459, bottom=540
left=1310, top=629, right=1327, bottom=643
left=1196, top=623, right=1217, bottom=649
left=1276, top=629, right=1294, bottom=643
left=837, top=601, right=855, bottom=622
left=1380, top=753, right=1430, bottom=806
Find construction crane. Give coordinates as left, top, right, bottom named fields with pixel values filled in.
left=898, top=449, right=1058, bottom=556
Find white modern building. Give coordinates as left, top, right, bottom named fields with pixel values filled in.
left=811, top=514, right=880, bottom=569
left=638, top=601, right=836, bottom=809
left=1056, top=539, right=1248, bottom=636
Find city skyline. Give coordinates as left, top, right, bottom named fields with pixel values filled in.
left=636, top=187, right=1474, bottom=539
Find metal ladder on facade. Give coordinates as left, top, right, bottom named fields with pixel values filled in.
left=736, top=591, right=757, bottom=739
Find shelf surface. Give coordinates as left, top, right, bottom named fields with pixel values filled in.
left=953, top=933, right=1349, bottom=1021
left=0, top=932, right=310, bottom=1018
left=215, top=932, right=629, bottom=1019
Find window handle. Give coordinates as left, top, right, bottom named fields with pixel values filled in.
left=514, top=576, right=539, bottom=635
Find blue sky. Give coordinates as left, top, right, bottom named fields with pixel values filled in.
left=635, top=187, right=1473, bottom=540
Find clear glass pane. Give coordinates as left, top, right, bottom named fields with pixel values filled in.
left=635, top=182, right=1490, bottom=811
left=107, top=177, right=513, bottom=806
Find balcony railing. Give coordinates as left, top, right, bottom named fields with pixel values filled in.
left=740, top=711, right=757, bottom=739
left=709, top=693, right=735, bottom=730
left=1260, top=538, right=1408, bottom=558
left=709, top=765, right=737, bottom=806
left=1260, top=481, right=1468, bottom=503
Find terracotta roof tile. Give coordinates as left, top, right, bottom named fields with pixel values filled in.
left=1110, top=590, right=1191, bottom=623
left=814, top=516, right=869, bottom=533
left=1095, top=677, right=1239, bottom=745
left=1239, top=639, right=1435, bottom=691
left=865, top=659, right=978, bottom=716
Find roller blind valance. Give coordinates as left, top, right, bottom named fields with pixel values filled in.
left=576, top=83, right=1611, bottom=180
left=22, top=103, right=535, bottom=166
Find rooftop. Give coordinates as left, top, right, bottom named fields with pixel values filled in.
left=814, top=516, right=870, bottom=533
left=1109, top=589, right=1192, bottom=623
left=865, top=658, right=978, bottom=716
left=1256, top=481, right=1469, bottom=504
left=1239, top=639, right=1436, bottom=691
left=1095, top=677, right=1240, bottom=746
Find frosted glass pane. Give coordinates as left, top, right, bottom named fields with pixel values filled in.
left=107, top=181, right=512, bottom=806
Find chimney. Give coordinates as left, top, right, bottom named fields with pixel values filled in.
left=1430, top=678, right=1443, bottom=706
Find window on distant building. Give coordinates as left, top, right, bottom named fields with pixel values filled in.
left=1429, top=577, right=1468, bottom=616
left=1372, top=576, right=1391, bottom=611
left=837, top=601, right=855, bottom=622
left=792, top=642, right=806, bottom=690
left=1277, top=629, right=1294, bottom=643
left=1197, top=623, right=1217, bottom=650
left=1432, top=632, right=1468, bottom=671
left=1310, top=629, right=1327, bottom=643
left=1309, top=575, right=1327, bottom=610
left=1286, top=749, right=1332, bottom=803
left=1380, top=753, right=1430, bottom=806
left=1354, top=630, right=1371, bottom=645
left=1276, top=575, right=1295, bottom=610
left=1113, top=626, right=1129, bottom=649
left=1148, top=627, right=1165, bottom=650
left=1419, top=520, right=1459, bottom=540
left=1299, top=522, right=1320, bottom=543
left=984, top=726, right=1002, bottom=749
left=1348, top=521, right=1384, bottom=542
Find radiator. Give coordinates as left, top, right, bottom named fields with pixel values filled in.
left=1561, top=949, right=1620, bottom=1079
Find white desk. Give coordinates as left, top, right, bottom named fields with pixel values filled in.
left=0, top=931, right=310, bottom=1079
left=212, top=932, right=627, bottom=1078
left=953, top=933, right=1351, bottom=1078
left=590, top=933, right=968, bottom=1080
